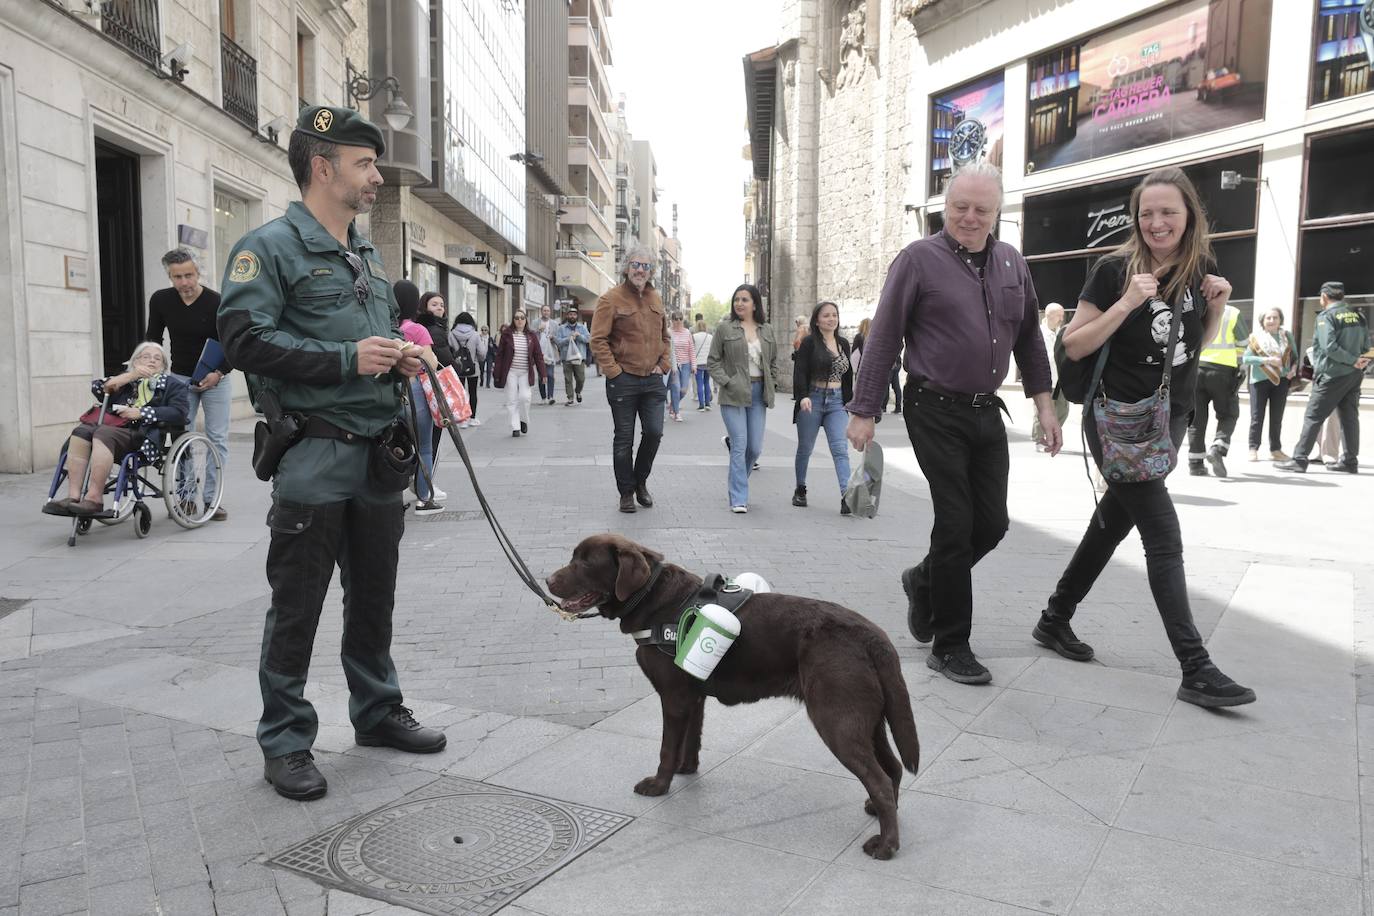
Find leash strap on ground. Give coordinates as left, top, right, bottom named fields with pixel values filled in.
left=415, top=362, right=560, bottom=610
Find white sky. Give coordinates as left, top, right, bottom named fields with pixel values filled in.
left=607, top=0, right=780, bottom=305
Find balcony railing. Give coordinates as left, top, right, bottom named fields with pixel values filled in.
left=220, top=33, right=259, bottom=130
left=101, top=0, right=160, bottom=67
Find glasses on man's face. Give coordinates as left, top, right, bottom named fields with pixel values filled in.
left=628, top=261, right=652, bottom=271
left=341, top=251, right=369, bottom=308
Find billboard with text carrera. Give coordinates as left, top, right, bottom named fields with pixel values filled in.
left=1026, top=0, right=1271, bottom=174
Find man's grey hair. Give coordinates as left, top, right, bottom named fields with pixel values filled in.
left=618, top=244, right=657, bottom=279
left=160, top=248, right=200, bottom=273
left=127, top=340, right=171, bottom=373
left=948, top=161, right=1004, bottom=204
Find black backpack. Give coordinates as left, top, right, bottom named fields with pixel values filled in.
left=1053, top=325, right=1108, bottom=404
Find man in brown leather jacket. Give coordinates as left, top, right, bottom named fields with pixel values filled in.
left=591, top=244, right=671, bottom=512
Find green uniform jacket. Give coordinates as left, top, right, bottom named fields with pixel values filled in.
left=707, top=319, right=781, bottom=408
left=217, top=201, right=401, bottom=437
left=1313, top=303, right=1371, bottom=380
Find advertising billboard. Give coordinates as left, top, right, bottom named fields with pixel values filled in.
left=1311, top=0, right=1373, bottom=105
left=1026, top=0, right=1271, bottom=174
left=929, top=71, right=1005, bottom=195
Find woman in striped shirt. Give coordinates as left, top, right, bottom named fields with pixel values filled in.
left=494, top=311, right=547, bottom=437
left=667, top=312, right=696, bottom=422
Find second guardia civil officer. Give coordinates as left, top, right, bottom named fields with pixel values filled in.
left=218, top=106, right=446, bottom=801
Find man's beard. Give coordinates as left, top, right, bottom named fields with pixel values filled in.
left=343, top=186, right=376, bottom=214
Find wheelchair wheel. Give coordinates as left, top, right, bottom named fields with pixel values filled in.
left=75, top=517, right=92, bottom=535
left=133, top=503, right=152, bottom=538
left=161, top=432, right=223, bottom=529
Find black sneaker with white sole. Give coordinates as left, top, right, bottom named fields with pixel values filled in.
left=1031, top=614, right=1094, bottom=661
left=1205, top=445, right=1227, bottom=478
left=1177, top=664, right=1256, bottom=708
left=926, top=649, right=991, bottom=685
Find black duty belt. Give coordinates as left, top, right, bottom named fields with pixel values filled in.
left=299, top=415, right=368, bottom=443
left=917, top=385, right=1001, bottom=409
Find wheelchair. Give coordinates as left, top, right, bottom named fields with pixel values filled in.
left=46, top=425, right=223, bottom=547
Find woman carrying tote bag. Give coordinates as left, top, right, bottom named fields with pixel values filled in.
left=1042, top=166, right=1255, bottom=709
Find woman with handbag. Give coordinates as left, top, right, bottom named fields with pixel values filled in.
left=44, top=341, right=189, bottom=516
left=791, top=301, right=853, bottom=515
left=1242, top=307, right=1297, bottom=462
left=1042, top=166, right=1255, bottom=708
left=494, top=311, right=546, bottom=437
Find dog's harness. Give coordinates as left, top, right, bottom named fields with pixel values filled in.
left=631, top=572, right=753, bottom=658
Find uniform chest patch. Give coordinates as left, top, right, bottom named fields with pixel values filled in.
left=229, top=251, right=261, bottom=283
left=311, top=267, right=333, bottom=277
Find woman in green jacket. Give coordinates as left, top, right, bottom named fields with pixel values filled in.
left=708, top=284, right=780, bottom=513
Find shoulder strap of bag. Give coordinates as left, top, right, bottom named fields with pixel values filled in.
left=1156, top=293, right=1184, bottom=394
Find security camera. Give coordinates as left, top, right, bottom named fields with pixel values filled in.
left=161, top=41, right=192, bottom=81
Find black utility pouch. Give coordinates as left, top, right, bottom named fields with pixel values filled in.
left=251, top=391, right=303, bottom=481
left=367, top=420, right=417, bottom=492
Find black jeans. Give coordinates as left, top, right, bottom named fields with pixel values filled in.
left=1247, top=377, right=1289, bottom=452
left=903, top=387, right=1010, bottom=656
left=1187, top=363, right=1242, bottom=460
left=607, top=371, right=666, bottom=495
left=1047, top=412, right=1209, bottom=673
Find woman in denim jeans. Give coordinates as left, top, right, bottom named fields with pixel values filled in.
left=708, top=284, right=779, bottom=513
left=791, top=301, right=853, bottom=515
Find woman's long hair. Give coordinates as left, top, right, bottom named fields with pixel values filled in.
left=1115, top=167, right=1213, bottom=305
left=729, top=284, right=766, bottom=324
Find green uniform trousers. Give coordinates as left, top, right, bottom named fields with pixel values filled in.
left=257, top=436, right=405, bottom=758
left=1293, top=371, right=1363, bottom=464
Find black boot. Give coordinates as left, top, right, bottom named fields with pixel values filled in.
left=355, top=705, right=447, bottom=753
left=264, top=750, right=327, bottom=800
left=619, top=492, right=637, bottom=513
left=1032, top=614, right=1094, bottom=661
left=792, top=485, right=807, bottom=507
left=635, top=484, right=654, bottom=507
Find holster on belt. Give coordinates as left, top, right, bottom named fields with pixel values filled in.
left=251, top=390, right=303, bottom=481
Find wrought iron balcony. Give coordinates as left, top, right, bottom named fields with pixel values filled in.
left=220, top=33, right=258, bottom=130
left=101, top=0, right=160, bottom=67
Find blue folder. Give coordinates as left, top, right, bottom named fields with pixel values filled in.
left=190, top=339, right=229, bottom=383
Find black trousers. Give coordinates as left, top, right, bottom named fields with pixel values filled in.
left=903, top=387, right=1010, bottom=655
left=606, top=371, right=666, bottom=495
left=1187, top=363, right=1242, bottom=460
left=1047, top=412, right=1209, bottom=673
left=1247, top=377, right=1290, bottom=453
left=1293, top=371, right=1363, bottom=463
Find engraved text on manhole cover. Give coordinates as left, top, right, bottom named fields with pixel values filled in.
left=267, top=776, right=631, bottom=915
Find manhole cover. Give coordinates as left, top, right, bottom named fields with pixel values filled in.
left=267, top=776, right=630, bottom=915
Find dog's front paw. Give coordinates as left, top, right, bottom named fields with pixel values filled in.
left=676, top=758, right=699, bottom=775
left=633, top=776, right=670, bottom=796
left=862, top=833, right=898, bottom=860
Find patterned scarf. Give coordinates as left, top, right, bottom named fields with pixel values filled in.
left=1248, top=329, right=1290, bottom=385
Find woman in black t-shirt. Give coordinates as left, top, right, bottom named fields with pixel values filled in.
left=1036, top=167, right=1256, bottom=709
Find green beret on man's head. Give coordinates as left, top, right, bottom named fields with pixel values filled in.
left=294, top=106, right=386, bottom=157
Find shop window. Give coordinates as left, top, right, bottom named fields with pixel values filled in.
left=213, top=189, right=251, bottom=284
left=1306, top=126, right=1374, bottom=220
left=1028, top=256, right=1093, bottom=311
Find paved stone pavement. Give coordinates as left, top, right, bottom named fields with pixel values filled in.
left=1, top=375, right=1371, bottom=915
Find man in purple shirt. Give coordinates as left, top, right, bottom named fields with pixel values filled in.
left=847, top=162, right=1062, bottom=686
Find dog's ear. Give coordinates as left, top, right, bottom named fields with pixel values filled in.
left=613, top=545, right=652, bottom=602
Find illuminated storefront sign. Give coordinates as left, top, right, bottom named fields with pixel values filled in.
left=929, top=71, right=1005, bottom=195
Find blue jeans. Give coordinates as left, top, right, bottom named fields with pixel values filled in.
left=794, top=387, right=850, bottom=495
left=178, top=373, right=232, bottom=504
left=669, top=363, right=692, bottom=415
left=720, top=381, right=766, bottom=507
left=695, top=366, right=712, bottom=408
left=607, top=372, right=667, bottom=495
left=409, top=378, right=435, bottom=500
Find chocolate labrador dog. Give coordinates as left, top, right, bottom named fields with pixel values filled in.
left=546, top=533, right=920, bottom=859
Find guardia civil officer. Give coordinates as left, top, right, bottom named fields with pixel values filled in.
left=1275, top=281, right=1371, bottom=474
left=218, top=106, right=446, bottom=801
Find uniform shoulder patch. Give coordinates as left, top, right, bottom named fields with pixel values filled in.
left=229, top=251, right=261, bottom=283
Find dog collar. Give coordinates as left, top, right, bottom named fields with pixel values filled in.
left=617, top=561, right=664, bottom=620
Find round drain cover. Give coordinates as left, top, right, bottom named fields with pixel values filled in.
left=329, top=793, right=582, bottom=896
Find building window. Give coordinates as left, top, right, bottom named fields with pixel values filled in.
left=295, top=17, right=318, bottom=110
left=213, top=189, right=251, bottom=284
left=1310, top=0, right=1372, bottom=105
left=1295, top=124, right=1374, bottom=344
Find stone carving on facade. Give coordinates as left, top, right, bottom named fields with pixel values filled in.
left=836, top=3, right=867, bottom=89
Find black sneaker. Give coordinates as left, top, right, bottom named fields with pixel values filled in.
left=839, top=498, right=851, bottom=516
left=900, top=566, right=933, bottom=643
left=1205, top=445, right=1227, bottom=478
left=1188, top=462, right=1207, bottom=476
left=1032, top=615, right=1094, bottom=662
left=1273, top=457, right=1308, bottom=473
left=927, top=649, right=991, bottom=685
left=1177, top=665, right=1256, bottom=708
left=1326, top=460, right=1358, bottom=474
left=355, top=705, right=447, bottom=753
left=520, top=421, right=528, bottom=434
left=792, top=485, right=807, bottom=507
left=264, top=750, right=327, bottom=800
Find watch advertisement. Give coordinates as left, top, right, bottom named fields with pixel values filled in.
left=1026, top=0, right=1272, bottom=174
left=1310, top=0, right=1373, bottom=105
left=929, top=71, right=1005, bottom=195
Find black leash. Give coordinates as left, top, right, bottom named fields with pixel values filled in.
left=407, top=363, right=560, bottom=611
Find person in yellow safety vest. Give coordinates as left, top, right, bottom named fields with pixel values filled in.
left=1186, top=302, right=1249, bottom=477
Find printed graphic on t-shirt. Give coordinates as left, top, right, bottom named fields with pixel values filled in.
left=1144, top=289, right=1193, bottom=367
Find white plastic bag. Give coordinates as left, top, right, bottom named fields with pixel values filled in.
left=842, top=440, right=883, bottom=518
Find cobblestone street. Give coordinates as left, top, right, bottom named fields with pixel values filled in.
left=1, top=377, right=1372, bottom=914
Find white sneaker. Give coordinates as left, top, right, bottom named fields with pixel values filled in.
left=730, top=505, right=747, bottom=514
left=468, top=417, right=482, bottom=427
left=458, top=420, right=471, bottom=429
left=431, top=486, right=448, bottom=501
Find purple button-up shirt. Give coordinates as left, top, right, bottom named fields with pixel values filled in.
left=848, top=230, right=1052, bottom=418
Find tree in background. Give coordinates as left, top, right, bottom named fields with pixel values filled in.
left=694, top=292, right=727, bottom=325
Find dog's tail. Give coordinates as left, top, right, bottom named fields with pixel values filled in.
left=872, top=639, right=920, bottom=774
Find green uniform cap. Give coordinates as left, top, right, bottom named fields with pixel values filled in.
left=295, top=106, right=386, bottom=157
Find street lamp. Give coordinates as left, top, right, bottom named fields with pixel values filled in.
left=344, top=60, right=414, bottom=131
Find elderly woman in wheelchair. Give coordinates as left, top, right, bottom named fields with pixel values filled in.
left=42, top=343, right=219, bottom=541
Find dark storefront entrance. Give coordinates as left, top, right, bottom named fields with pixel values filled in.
left=1022, top=150, right=1260, bottom=320
left=95, top=140, right=145, bottom=376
